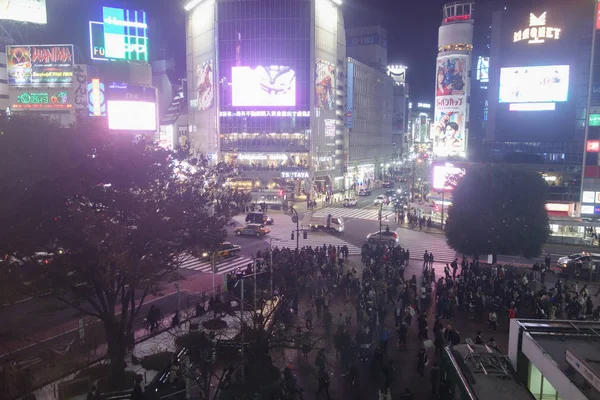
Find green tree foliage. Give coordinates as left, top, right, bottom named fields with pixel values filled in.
left=445, top=164, right=550, bottom=259
left=0, top=116, right=227, bottom=382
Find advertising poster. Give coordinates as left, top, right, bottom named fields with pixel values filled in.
left=6, top=45, right=73, bottom=86
left=196, top=60, right=214, bottom=111
left=0, top=0, right=47, bottom=24
left=12, top=89, right=71, bottom=110
left=434, top=55, right=468, bottom=156
left=315, top=59, right=335, bottom=110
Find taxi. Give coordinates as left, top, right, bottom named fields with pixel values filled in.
left=234, top=223, right=271, bottom=237
left=201, top=242, right=242, bottom=259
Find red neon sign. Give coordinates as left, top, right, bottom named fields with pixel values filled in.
left=443, top=15, right=471, bottom=24
left=587, top=140, right=600, bottom=152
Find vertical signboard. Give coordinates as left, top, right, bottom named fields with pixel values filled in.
left=433, top=55, right=468, bottom=156
left=346, top=62, right=354, bottom=128
left=196, top=60, right=214, bottom=111
left=87, top=79, right=106, bottom=117
left=73, top=65, right=88, bottom=115
left=315, top=59, right=335, bottom=110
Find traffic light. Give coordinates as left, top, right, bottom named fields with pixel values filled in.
left=303, top=230, right=308, bottom=239
left=291, top=232, right=294, bottom=240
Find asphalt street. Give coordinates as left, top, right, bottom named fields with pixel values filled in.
left=0, top=184, right=586, bottom=360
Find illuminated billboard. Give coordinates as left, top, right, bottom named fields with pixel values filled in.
left=12, top=90, right=71, bottom=110
left=476, top=57, right=489, bottom=83
left=89, top=7, right=148, bottom=61
left=315, top=59, right=335, bottom=110
left=196, top=60, right=214, bottom=111
left=6, top=45, right=73, bottom=86
left=106, top=83, right=156, bottom=131
left=87, top=79, right=106, bottom=117
left=432, top=165, right=465, bottom=191
left=0, top=0, right=46, bottom=24
left=231, top=66, right=296, bottom=107
left=107, top=101, right=156, bottom=131
left=499, top=65, right=569, bottom=104
left=433, top=55, right=468, bottom=156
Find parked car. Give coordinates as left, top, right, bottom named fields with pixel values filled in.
left=245, top=212, right=274, bottom=225
left=201, top=242, right=241, bottom=259
left=234, top=223, right=270, bottom=237
left=374, top=195, right=387, bottom=205
left=344, top=198, right=358, bottom=207
left=366, top=230, right=399, bottom=246
left=358, top=188, right=372, bottom=196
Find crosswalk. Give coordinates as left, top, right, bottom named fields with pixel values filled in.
left=313, top=206, right=395, bottom=222
left=230, top=214, right=364, bottom=256
left=179, top=254, right=255, bottom=274
left=395, top=229, right=457, bottom=263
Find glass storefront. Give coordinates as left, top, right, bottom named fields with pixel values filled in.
left=528, top=362, right=563, bottom=400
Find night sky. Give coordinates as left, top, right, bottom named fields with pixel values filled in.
left=34, top=0, right=444, bottom=101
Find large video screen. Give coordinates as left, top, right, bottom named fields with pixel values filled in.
left=0, top=0, right=47, bottom=24
left=107, top=101, right=156, bottom=131
left=232, top=66, right=296, bottom=107
left=499, top=65, right=569, bottom=104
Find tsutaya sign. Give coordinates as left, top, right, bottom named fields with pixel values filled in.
left=514, top=12, right=561, bottom=44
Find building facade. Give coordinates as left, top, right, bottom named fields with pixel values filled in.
left=433, top=1, right=474, bottom=159
left=345, top=57, right=394, bottom=188
left=185, top=0, right=346, bottom=193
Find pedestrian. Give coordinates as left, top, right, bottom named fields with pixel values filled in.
left=488, top=310, right=498, bottom=332
left=87, top=385, right=101, bottom=400
left=305, top=305, right=313, bottom=330
left=397, top=322, right=408, bottom=349
left=379, top=326, right=390, bottom=354
left=315, top=369, right=330, bottom=399
left=417, top=348, right=428, bottom=378
left=430, top=362, right=440, bottom=398
left=130, top=376, right=144, bottom=400
left=401, top=388, right=414, bottom=400
left=475, top=331, right=484, bottom=345
left=378, top=386, right=392, bottom=400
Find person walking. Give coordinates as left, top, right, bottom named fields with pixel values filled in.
left=315, top=369, right=330, bottom=399
left=417, top=348, right=428, bottom=378
left=305, top=305, right=313, bottom=330
left=430, top=362, right=440, bottom=398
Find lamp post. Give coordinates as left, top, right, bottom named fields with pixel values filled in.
left=269, top=238, right=273, bottom=296
left=290, top=205, right=300, bottom=250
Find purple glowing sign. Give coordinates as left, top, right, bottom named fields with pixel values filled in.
left=232, top=66, right=296, bottom=107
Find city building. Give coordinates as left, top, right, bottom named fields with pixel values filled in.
left=388, top=65, right=409, bottom=157
left=346, top=25, right=388, bottom=70
left=345, top=57, right=394, bottom=188
left=433, top=1, right=474, bottom=159
left=508, top=319, right=600, bottom=400
left=408, top=101, right=433, bottom=152
left=184, top=0, right=346, bottom=195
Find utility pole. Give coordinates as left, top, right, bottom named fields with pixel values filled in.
left=269, top=238, right=274, bottom=296
left=441, top=191, right=445, bottom=229
left=211, top=253, right=216, bottom=294
left=253, top=259, right=257, bottom=312
left=291, top=205, right=300, bottom=250
left=240, top=277, right=245, bottom=382
left=379, top=202, right=383, bottom=243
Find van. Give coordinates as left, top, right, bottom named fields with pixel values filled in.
left=303, top=213, right=344, bottom=233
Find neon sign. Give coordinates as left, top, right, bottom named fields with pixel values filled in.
left=514, top=12, right=561, bottom=44
left=13, top=91, right=71, bottom=109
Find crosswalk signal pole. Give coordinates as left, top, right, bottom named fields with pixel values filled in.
left=211, top=253, right=216, bottom=294
left=291, top=205, right=300, bottom=250
left=269, top=239, right=273, bottom=296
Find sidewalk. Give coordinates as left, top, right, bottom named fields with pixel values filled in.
left=4, top=275, right=224, bottom=400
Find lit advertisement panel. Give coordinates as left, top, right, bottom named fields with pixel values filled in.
left=106, top=83, right=156, bottom=131
left=196, top=60, right=214, bottom=111
left=316, top=59, right=335, bottom=110
left=12, top=90, right=71, bottom=110
left=433, top=55, right=468, bottom=156
left=499, top=65, right=569, bottom=103
left=107, top=101, right=156, bottom=131
left=432, top=165, right=465, bottom=191
left=87, top=79, right=106, bottom=117
left=94, top=7, right=148, bottom=62
left=0, top=0, right=46, bottom=24
left=6, top=45, right=73, bottom=86
left=231, top=66, right=296, bottom=107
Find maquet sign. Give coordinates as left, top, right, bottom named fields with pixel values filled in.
left=6, top=45, right=74, bottom=86
left=514, top=12, right=561, bottom=44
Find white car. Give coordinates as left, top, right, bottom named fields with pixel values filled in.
left=343, top=198, right=357, bottom=207
left=373, top=195, right=387, bottom=205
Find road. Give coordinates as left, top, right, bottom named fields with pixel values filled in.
left=0, top=184, right=581, bottom=358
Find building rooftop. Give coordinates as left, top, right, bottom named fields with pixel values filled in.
left=532, top=334, right=600, bottom=400
left=448, top=343, right=535, bottom=400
